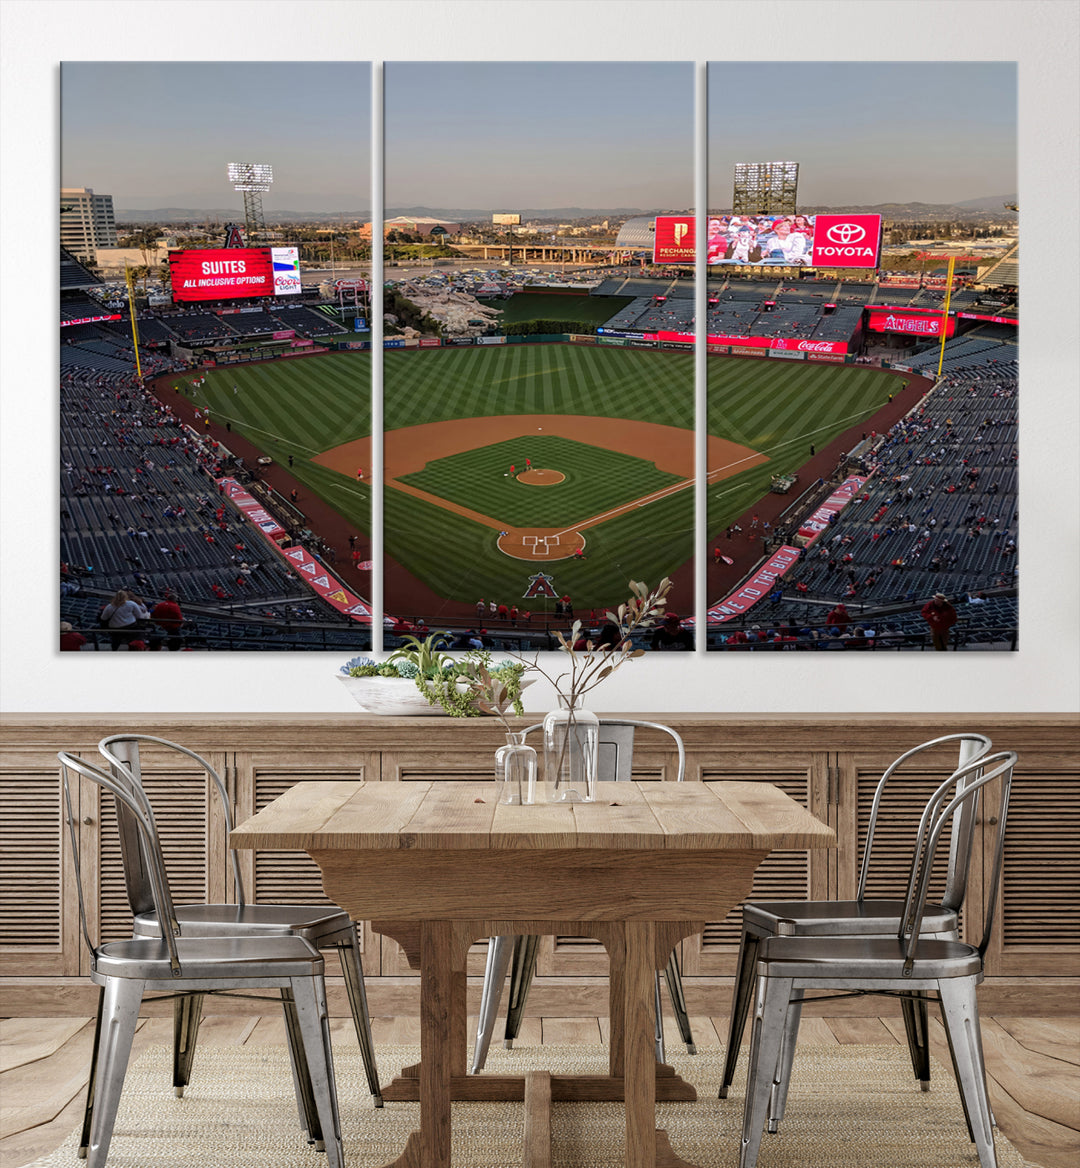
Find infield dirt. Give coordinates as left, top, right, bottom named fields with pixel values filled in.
left=316, top=414, right=764, bottom=561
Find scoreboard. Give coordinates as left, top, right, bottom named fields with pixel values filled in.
left=168, top=247, right=301, bottom=303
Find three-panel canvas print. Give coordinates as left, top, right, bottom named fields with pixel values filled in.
left=59, top=61, right=1018, bottom=654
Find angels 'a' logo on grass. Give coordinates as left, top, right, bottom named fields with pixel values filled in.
left=523, top=572, right=558, bottom=599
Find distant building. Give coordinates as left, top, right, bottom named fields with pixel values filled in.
left=60, top=187, right=117, bottom=262
left=378, top=216, right=462, bottom=238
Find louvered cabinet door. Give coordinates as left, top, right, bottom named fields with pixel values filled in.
left=233, top=751, right=382, bottom=977
left=0, top=755, right=80, bottom=976
left=94, top=746, right=226, bottom=968
left=979, top=759, right=1080, bottom=977
left=679, top=751, right=829, bottom=977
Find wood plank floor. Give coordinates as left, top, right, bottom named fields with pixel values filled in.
left=2, top=1013, right=1077, bottom=1168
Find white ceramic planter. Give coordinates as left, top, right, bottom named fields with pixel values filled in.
left=338, top=673, right=533, bottom=717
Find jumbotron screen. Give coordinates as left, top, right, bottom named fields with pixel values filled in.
left=168, top=247, right=301, bottom=302
left=653, top=214, right=883, bottom=269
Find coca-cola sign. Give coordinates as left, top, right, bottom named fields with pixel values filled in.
left=810, top=215, right=882, bottom=269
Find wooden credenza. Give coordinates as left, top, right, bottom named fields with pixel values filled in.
left=2, top=712, right=1077, bottom=1016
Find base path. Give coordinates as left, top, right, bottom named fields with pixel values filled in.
left=318, top=414, right=763, bottom=562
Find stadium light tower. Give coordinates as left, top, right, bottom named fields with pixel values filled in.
left=227, top=162, right=273, bottom=244
left=733, top=162, right=799, bottom=215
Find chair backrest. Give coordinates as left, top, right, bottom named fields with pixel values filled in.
left=58, top=751, right=183, bottom=975
left=859, top=733, right=992, bottom=910
left=899, top=750, right=1017, bottom=966
left=99, top=734, right=245, bottom=908
left=523, top=718, right=685, bottom=783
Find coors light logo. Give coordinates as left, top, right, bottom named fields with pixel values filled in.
left=811, top=214, right=882, bottom=269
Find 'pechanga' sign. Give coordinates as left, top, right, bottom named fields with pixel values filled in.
left=652, top=214, right=884, bottom=269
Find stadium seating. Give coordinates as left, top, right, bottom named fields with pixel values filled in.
left=707, top=360, right=1019, bottom=650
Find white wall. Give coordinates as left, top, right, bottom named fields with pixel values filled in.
left=2, top=1, right=1077, bottom=715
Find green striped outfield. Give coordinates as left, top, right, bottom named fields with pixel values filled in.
left=182, top=346, right=896, bottom=609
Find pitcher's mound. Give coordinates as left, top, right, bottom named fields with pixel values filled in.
left=518, top=468, right=564, bottom=485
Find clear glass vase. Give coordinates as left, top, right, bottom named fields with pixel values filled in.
left=495, top=731, right=538, bottom=805
left=542, top=695, right=599, bottom=803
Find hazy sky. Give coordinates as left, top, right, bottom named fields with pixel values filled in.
left=385, top=62, right=692, bottom=210
left=61, top=62, right=371, bottom=212
left=709, top=62, right=1017, bottom=206
left=60, top=60, right=1016, bottom=214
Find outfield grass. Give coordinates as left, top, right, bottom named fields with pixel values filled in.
left=182, top=345, right=897, bottom=612
left=384, top=346, right=694, bottom=431
left=397, top=435, right=683, bottom=527
left=477, top=292, right=633, bottom=327
left=705, top=356, right=897, bottom=533
left=183, top=352, right=373, bottom=536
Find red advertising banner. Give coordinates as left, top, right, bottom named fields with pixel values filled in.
left=218, top=478, right=288, bottom=543
left=866, top=308, right=956, bottom=338
left=655, top=329, right=850, bottom=355
left=61, top=313, right=122, bottom=327
left=170, top=248, right=274, bottom=302
left=706, top=545, right=802, bottom=624
left=957, top=311, right=1017, bottom=325
left=279, top=545, right=372, bottom=623
left=169, top=247, right=301, bottom=303
left=272, top=329, right=295, bottom=340
left=795, top=475, right=868, bottom=545
left=653, top=216, right=696, bottom=264
left=809, top=215, right=883, bottom=269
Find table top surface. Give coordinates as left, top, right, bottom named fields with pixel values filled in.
left=230, top=779, right=835, bottom=853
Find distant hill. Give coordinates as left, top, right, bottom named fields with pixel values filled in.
left=115, top=207, right=371, bottom=223
left=114, top=198, right=1018, bottom=225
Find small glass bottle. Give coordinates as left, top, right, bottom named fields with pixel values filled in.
left=495, top=731, right=538, bottom=805
left=542, top=695, right=599, bottom=803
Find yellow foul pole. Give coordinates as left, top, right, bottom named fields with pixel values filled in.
left=124, top=263, right=143, bottom=381
left=935, top=255, right=956, bottom=380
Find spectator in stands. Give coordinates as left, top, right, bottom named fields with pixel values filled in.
left=59, top=621, right=87, bottom=652
left=825, top=603, right=851, bottom=631
left=99, top=589, right=150, bottom=651
left=151, top=590, right=185, bottom=651
left=650, top=613, right=693, bottom=651
left=921, top=592, right=958, bottom=651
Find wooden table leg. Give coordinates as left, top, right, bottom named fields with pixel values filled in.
left=623, top=920, right=657, bottom=1167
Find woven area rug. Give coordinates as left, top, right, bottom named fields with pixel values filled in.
left=27, top=1042, right=1031, bottom=1167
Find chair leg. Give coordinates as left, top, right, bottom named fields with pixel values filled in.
left=503, top=934, right=540, bottom=1048
left=938, top=978, right=997, bottom=1168
left=739, top=974, right=794, bottom=1168
left=281, top=987, right=322, bottom=1147
left=336, top=928, right=383, bottom=1105
left=172, top=992, right=204, bottom=1097
left=720, top=928, right=760, bottom=1098
left=77, top=986, right=106, bottom=1158
left=900, top=989, right=932, bottom=1091
left=663, top=947, right=696, bottom=1054
left=84, top=977, right=143, bottom=1168
left=472, top=934, right=514, bottom=1073
left=290, top=975, right=344, bottom=1168
left=654, top=972, right=665, bottom=1063
left=767, top=989, right=804, bottom=1132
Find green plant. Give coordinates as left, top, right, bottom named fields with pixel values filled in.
left=375, top=634, right=527, bottom=719
left=452, top=654, right=527, bottom=728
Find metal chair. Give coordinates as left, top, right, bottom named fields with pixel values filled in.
left=719, top=732, right=992, bottom=1100
left=95, top=733, right=380, bottom=1109
left=58, top=752, right=344, bottom=1168
left=739, top=750, right=1017, bottom=1168
left=472, top=719, right=693, bottom=1073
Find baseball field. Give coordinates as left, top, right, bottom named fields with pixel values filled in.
left=181, top=342, right=899, bottom=617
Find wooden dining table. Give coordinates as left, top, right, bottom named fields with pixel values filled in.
left=230, top=777, right=835, bottom=1168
